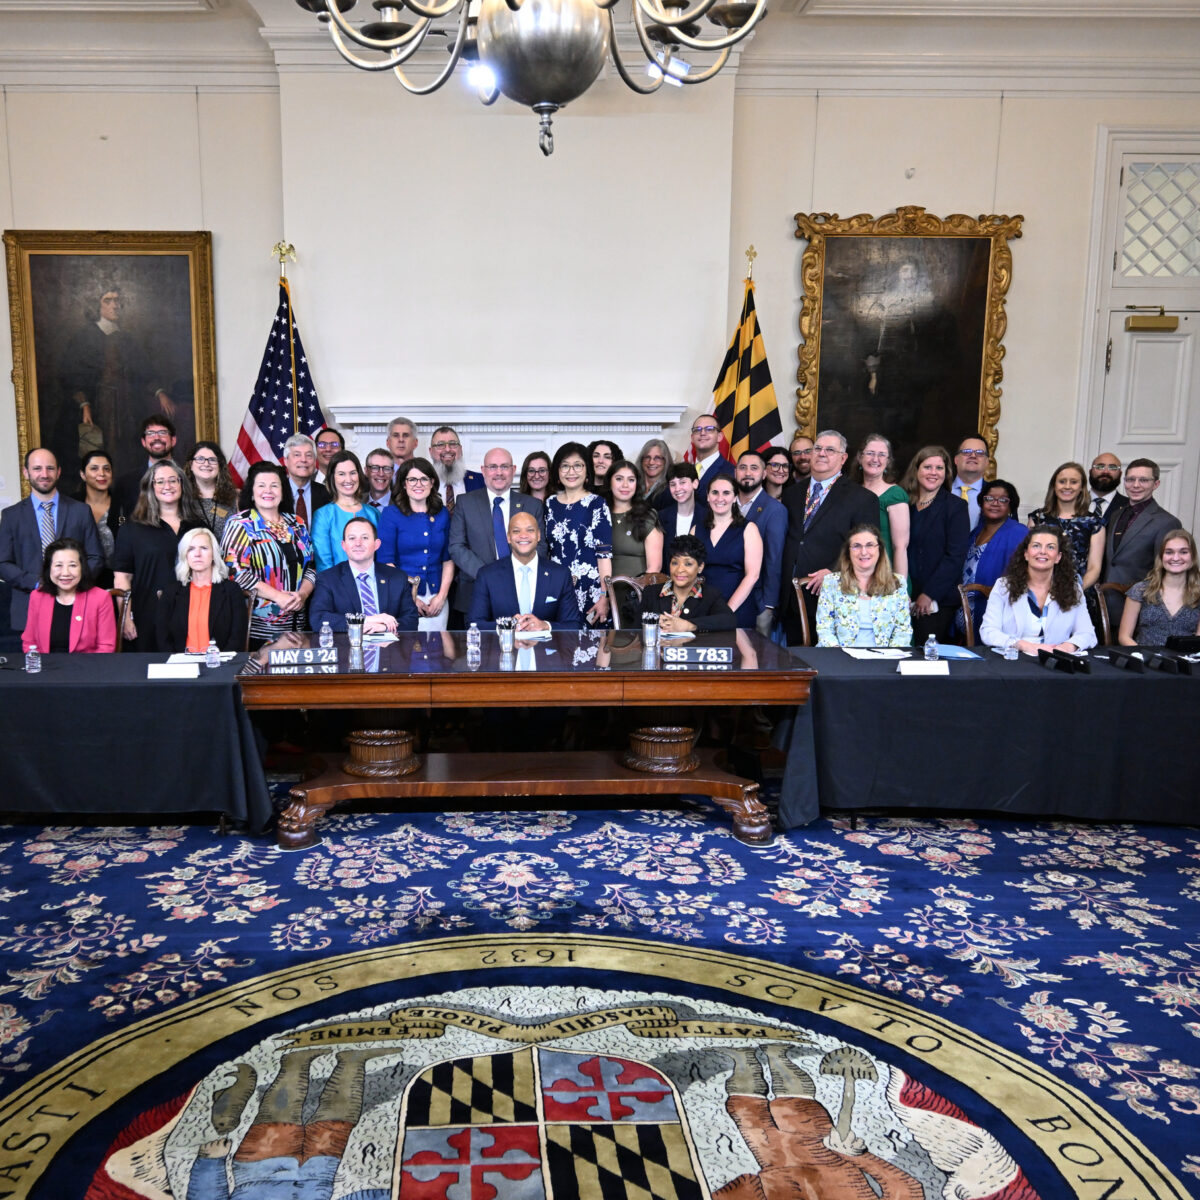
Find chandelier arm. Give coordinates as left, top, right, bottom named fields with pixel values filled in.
left=399, top=0, right=469, bottom=21
left=632, top=0, right=722, bottom=29
left=660, top=0, right=767, bottom=52
left=671, top=44, right=730, bottom=80
left=608, top=9, right=667, bottom=93
left=392, top=2, right=471, bottom=94
left=328, top=18, right=433, bottom=68
left=322, top=0, right=437, bottom=50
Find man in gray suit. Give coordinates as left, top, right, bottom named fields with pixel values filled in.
left=1101, top=457, right=1179, bottom=629
left=0, top=448, right=104, bottom=631
left=449, top=447, right=543, bottom=625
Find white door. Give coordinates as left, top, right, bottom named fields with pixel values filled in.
left=1085, top=141, right=1200, bottom=533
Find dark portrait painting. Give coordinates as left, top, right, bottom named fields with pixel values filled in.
left=795, top=208, right=1023, bottom=475
left=5, top=230, right=217, bottom=493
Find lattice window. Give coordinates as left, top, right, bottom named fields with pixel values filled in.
left=1121, top=161, right=1200, bottom=277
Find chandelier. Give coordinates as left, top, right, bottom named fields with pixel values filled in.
left=295, top=0, right=767, bottom=155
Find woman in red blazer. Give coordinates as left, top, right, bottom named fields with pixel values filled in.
left=22, top=537, right=118, bottom=654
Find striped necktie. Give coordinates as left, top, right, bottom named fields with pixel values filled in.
left=39, top=501, right=55, bottom=550
left=444, top=483, right=456, bottom=514
left=356, top=572, right=378, bottom=617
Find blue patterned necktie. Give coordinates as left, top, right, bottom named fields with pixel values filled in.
left=356, top=572, right=378, bottom=617
left=493, top=496, right=507, bottom=557
left=802, top=481, right=824, bottom=530
left=39, top=501, right=55, bottom=550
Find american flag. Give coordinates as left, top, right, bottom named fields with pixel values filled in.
left=229, top=279, right=329, bottom=487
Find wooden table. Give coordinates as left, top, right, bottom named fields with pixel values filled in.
left=238, top=629, right=813, bottom=849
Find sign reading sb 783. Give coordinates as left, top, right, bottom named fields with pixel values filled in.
left=661, top=644, right=735, bottom=666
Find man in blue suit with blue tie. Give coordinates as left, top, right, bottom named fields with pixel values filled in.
left=310, top=516, right=419, bottom=633
left=467, top=512, right=582, bottom=630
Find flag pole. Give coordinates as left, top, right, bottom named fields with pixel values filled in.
left=272, top=240, right=300, bottom=435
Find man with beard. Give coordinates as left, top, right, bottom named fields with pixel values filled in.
left=789, top=433, right=814, bottom=486
left=1089, top=451, right=1126, bottom=523
left=111, top=415, right=178, bottom=522
left=735, top=450, right=787, bottom=636
left=428, top=425, right=483, bottom=515
left=0, top=448, right=103, bottom=632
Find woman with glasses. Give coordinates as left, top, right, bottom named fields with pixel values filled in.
left=546, top=441, right=612, bottom=626
left=762, top=448, right=792, bottom=501
left=1028, top=461, right=1105, bottom=589
left=112, top=460, right=205, bottom=650
left=901, top=445, right=970, bottom=646
left=636, top=438, right=673, bottom=508
left=699, top=474, right=762, bottom=629
left=185, top=442, right=238, bottom=543
left=311, top=450, right=377, bottom=572
left=955, top=479, right=1026, bottom=641
left=518, top=451, right=552, bottom=503
left=854, top=434, right=909, bottom=580
left=378, top=456, right=454, bottom=631
left=816, top=525, right=912, bottom=647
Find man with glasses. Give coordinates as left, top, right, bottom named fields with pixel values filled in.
left=313, top=428, right=345, bottom=483
left=282, top=433, right=330, bottom=526
left=449, top=447, right=544, bottom=625
left=364, top=448, right=396, bottom=511
left=779, top=430, right=878, bottom=644
left=112, top=415, right=179, bottom=521
left=690, top=416, right=736, bottom=493
left=788, top=434, right=814, bottom=485
left=1089, top=452, right=1126, bottom=524
left=1101, top=458, right=1179, bottom=629
left=950, top=436, right=990, bottom=529
left=429, top=426, right=484, bottom=514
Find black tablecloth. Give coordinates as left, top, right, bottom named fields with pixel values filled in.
left=0, top=653, right=272, bottom=832
left=778, top=647, right=1200, bottom=829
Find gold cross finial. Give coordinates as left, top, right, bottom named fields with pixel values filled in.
left=745, top=245, right=757, bottom=280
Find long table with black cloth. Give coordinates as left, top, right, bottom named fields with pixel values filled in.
left=0, top=652, right=273, bottom=832
left=777, top=646, right=1199, bottom=829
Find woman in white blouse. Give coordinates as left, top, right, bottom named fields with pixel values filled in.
left=980, top=524, right=1097, bottom=654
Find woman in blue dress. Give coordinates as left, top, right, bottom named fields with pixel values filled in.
left=698, top=474, right=762, bottom=629
left=544, top=441, right=612, bottom=626
left=955, top=478, right=1027, bottom=641
left=310, top=450, right=377, bottom=572
left=1028, top=461, right=1105, bottom=589
left=377, top=456, right=454, bottom=631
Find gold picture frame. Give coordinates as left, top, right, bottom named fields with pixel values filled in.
left=794, top=205, right=1022, bottom=473
left=4, top=229, right=218, bottom=496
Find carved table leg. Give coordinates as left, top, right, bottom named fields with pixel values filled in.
left=715, top=781, right=774, bottom=846
left=276, top=786, right=336, bottom=851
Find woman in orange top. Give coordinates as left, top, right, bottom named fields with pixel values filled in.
left=155, top=527, right=248, bottom=653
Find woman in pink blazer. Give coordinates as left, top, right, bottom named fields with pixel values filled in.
left=22, top=537, right=118, bottom=654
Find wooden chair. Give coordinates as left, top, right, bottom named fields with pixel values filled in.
left=1095, top=581, right=1130, bottom=645
left=789, top=577, right=815, bottom=647
left=605, top=573, right=667, bottom=630
left=956, top=583, right=992, bottom=649
left=108, top=588, right=131, bottom=652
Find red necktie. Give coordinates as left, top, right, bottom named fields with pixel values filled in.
left=296, top=489, right=308, bottom=525
left=444, top=484, right=455, bottom=514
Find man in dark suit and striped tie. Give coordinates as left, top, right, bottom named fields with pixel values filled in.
left=309, top=516, right=419, bottom=633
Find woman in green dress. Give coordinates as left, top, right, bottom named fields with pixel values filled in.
left=854, top=433, right=909, bottom=580
left=607, top=460, right=664, bottom=625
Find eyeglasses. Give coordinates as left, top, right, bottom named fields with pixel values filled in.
left=483, top=463, right=513, bottom=472
left=692, top=424, right=719, bottom=434
left=430, top=440, right=461, bottom=450
left=981, top=495, right=1010, bottom=504
left=406, top=476, right=433, bottom=487
left=367, top=463, right=393, bottom=473
left=316, top=440, right=341, bottom=449
left=813, top=445, right=843, bottom=456
left=526, top=466, right=549, bottom=476
left=191, top=455, right=219, bottom=466
left=1091, top=463, right=1120, bottom=472
left=1125, top=474, right=1155, bottom=485
left=957, top=448, right=987, bottom=458
left=860, top=451, right=888, bottom=460
left=560, top=462, right=586, bottom=473
left=766, top=461, right=790, bottom=471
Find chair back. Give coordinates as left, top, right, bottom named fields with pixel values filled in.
left=108, top=588, right=130, bottom=652
left=957, top=583, right=992, bottom=649
left=789, top=577, right=815, bottom=647
left=242, top=592, right=255, bottom=651
left=1095, top=581, right=1130, bottom=645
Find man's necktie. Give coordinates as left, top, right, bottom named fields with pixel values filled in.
left=444, top=483, right=456, bottom=515
left=802, top=482, right=824, bottom=530
left=38, top=501, right=55, bottom=551
left=296, top=489, right=308, bottom=525
left=1092, top=496, right=1104, bottom=518
left=518, top=563, right=533, bottom=615
left=493, top=496, right=507, bottom=556
left=960, top=485, right=969, bottom=501
left=356, top=572, right=378, bottom=617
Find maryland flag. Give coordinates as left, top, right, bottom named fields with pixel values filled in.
left=710, top=277, right=783, bottom=460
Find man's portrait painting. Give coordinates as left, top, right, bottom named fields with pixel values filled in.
left=4, top=230, right=218, bottom=491
left=794, top=207, right=1023, bottom=472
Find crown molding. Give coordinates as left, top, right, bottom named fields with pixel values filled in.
left=779, top=0, right=1200, bottom=13
left=329, top=399, right=689, bottom=434
left=0, top=0, right=222, bottom=10
left=0, top=48, right=277, bottom=90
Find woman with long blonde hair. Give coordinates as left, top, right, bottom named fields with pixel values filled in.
left=1118, top=528, right=1200, bottom=645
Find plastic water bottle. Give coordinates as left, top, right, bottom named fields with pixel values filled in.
left=319, top=620, right=334, bottom=649
left=24, top=644, right=41, bottom=674
left=924, top=635, right=939, bottom=662
left=204, top=639, right=221, bottom=668
left=467, top=622, right=482, bottom=663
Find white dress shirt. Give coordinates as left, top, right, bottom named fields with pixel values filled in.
left=511, top=557, right=536, bottom=615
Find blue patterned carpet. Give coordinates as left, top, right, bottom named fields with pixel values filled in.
left=1, top=798, right=1198, bottom=1196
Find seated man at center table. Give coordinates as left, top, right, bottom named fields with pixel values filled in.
left=466, top=511, right=583, bottom=631
left=310, top=515, right=419, bottom=634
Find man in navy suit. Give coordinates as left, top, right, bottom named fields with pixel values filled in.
left=467, top=512, right=582, bottom=630
left=430, top=426, right=484, bottom=513
left=735, top=450, right=788, bottom=636
left=449, top=448, right=544, bottom=624
left=0, top=448, right=103, bottom=632
left=690, top=415, right=736, bottom=494
left=309, top=516, right=419, bottom=633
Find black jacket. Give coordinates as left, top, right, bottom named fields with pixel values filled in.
left=154, top=578, right=249, bottom=652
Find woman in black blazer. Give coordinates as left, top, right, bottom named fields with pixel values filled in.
left=155, top=527, right=249, bottom=653
left=643, top=534, right=736, bottom=632
left=901, top=445, right=970, bottom=645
